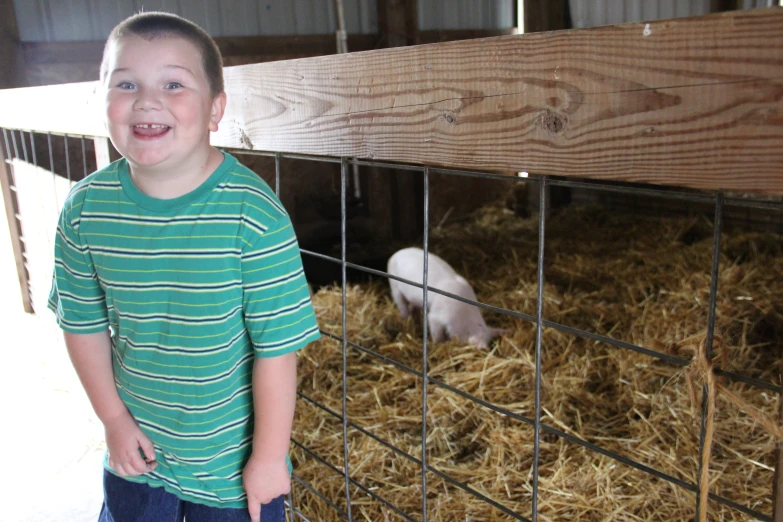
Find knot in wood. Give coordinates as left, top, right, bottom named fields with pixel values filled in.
left=540, top=110, right=567, bottom=135
left=239, top=128, right=254, bottom=149
left=442, top=112, right=456, bottom=125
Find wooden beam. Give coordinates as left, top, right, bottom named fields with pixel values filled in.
left=0, top=0, right=27, bottom=88
left=0, top=82, right=105, bottom=136
left=215, top=8, right=783, bottom=194
left=1, top=9, right=782, bottom=193
left=0, top=133, right=33, bottom=313
left=21, top=34, right=380, bottom=66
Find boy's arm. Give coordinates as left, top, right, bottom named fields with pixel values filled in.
left=64, top=331, right=157, bottom=477
left=243, top=351, right=298, bottom=522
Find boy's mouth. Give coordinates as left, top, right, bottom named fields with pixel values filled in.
left=133, top=124, right=171, bottom=138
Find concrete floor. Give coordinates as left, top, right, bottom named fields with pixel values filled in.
left=0, top=188, right=104, bottom=521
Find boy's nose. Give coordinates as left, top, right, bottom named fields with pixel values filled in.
left=133, top=88, right=163, bottom=111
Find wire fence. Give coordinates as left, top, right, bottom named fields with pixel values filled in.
left=2, top=127, right=783, bottom=521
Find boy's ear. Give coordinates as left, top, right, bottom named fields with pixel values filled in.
left=209, top=91, right=227, bottom=132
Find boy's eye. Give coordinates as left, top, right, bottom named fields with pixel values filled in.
left=118, top=82, right=136, bottom=90
left=165, top=82, right=183, bottom=90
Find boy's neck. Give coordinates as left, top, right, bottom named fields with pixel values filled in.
left=128, top=146, right=224, bottom=200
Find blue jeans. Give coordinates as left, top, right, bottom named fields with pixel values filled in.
left=99, top=469, right=286, bottom=522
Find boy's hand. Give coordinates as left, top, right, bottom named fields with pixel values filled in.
left=104, top=410, right=157, bottom=477
left=243, top=454, right=290, bottom=522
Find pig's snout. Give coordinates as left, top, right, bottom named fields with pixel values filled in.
left=469, top=327, right=506, bottom=348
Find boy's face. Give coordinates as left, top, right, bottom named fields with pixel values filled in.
left=103, top=35, right=225, bottom=171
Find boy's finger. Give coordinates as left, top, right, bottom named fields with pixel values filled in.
left=127, top=452, right=150, bottom=475
left=247, top=497, right=261, bottom=522
left=139, top=436, right=157, bottom=463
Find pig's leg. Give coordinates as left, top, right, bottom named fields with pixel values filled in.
left=390, top=282, right=411, bottom=319
left=428, top=316, right=447, bottom=343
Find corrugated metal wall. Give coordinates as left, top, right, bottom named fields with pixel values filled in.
left=15, top=0, right=780, bottom=42
left=14, top=0, right=516, bottom=41
left=743, top=0, right=779, bottom=8
left=13, top=0, right=378, bottom=41
left=571, top=0, right=776, bottom=28
left=570, top=0, right=711, bottom=28
left=417, top=0, right=514, bottom=31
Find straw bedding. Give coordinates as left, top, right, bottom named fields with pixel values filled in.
left=291, top=200, right=782, bottom=522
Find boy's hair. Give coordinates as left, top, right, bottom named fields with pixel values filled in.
left=100, top=12, right=224, bottom=97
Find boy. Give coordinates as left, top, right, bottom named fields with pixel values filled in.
left=48, top=12, right=320, bottom=522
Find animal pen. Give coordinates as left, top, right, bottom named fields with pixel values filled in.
left=1, top=7, right=783, bottom=522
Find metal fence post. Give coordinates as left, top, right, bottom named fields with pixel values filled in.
left=340, top=157, right=353, bottom=520
left=532, top=176, right=547, bottom=521
left=421, top=166, right=430, bottom=521
left=695, top=193, right=723, bottom=522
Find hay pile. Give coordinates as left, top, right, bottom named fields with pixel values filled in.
left=292, top=202, right=783, bottom=521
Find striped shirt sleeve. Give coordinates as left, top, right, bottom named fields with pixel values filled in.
left=47, top=194, right=109, bottom=334
left=241, top=213, right=320, bottom=357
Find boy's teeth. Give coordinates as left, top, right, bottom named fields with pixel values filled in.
left=133, top=124, right=170, bottom=137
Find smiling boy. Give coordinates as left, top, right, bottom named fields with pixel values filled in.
left=47, top=12, right=320, bottom=522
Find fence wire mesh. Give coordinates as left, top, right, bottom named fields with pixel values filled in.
left=2, top=127, right=783, bottom=521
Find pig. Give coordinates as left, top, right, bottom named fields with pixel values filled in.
left=387, top=247, right=504, bottom=348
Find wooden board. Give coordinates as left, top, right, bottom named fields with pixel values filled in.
left=1, top=9, right=782, bottom=193
left=0, top=81, right=105, bottom=137
left=215, top=8, right=783, bottom=193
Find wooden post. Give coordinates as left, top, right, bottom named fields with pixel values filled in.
left=523, top=0, right=568, bottom=33
left=710, top=0, right=743, bottom=12
left=0, top=1, right=32, bottom=313
left=379, top=0, right=419, bottom=47
left=0, top=0, right=27, bottom=88
left=774, top=361, right=783, bottom=522
left=93, top=137, right=112, bottom=170
left=0, top=135, right=33, bottom=313
left=521, top=1, right=572, bottom=215
left=376, top=0, right=423, bottom=243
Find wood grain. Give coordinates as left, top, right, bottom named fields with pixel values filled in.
left=215, top=8, right=783, bottom=193
left=1, top=9, right=781, bottom=193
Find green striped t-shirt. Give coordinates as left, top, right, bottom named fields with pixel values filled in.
left=48, top=152, right=320, bottom=508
